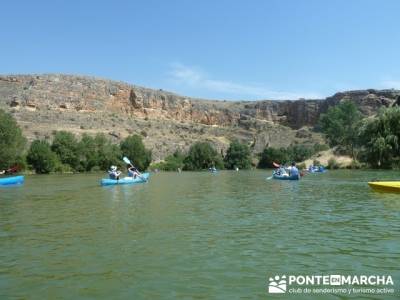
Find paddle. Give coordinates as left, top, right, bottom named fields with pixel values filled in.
left=267, top=162, right=282, bottom=179
left=122, top=157, right=147, bottom=182
left=272, top=162, right=281, bottom=168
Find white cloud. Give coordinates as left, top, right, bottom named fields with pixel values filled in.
left=167, top=63, right=323, bottom=100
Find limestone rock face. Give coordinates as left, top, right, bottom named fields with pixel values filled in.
left=322, top=89, right=398, bottom=116
left=0, top=74, right=398, bottom=160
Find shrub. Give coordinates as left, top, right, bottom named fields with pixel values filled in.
left=54, top=162, right=73, bottom=173
left=120, top=135, right=152, bottom=171
left=27, top=140, right=57, bottom=174
left=319, top=100, right=362, bottom=158
left=0, top=109, right=26, bottom=170
left=183, top=142, right=224, bottom=170
left=313, top=143, right=329, bottom=153
left=358, top=106, right=400, bottom=168
left=95, top=134, right=122, bottom=170
left=51, top=131, right=79, bottom=170
left=150, top=151, right=185, bottom=171
left=287, top=145, right=314, bottom=162
left=327, top=158, right=340, bottom=169
left=348, top=160, right=362, bottom=169
left=258, top=147, right=288, bottom=168
left=297, top=162, right=306, bottom=170
left=224, top=140, right=251, bottom=170
left=77, top=134, right=98, bottom=171
left=313, top=159, right=321, bottom=166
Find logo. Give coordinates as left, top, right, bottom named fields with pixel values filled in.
left=330, top=275, right=341, bottom=285
left=268, top=275, right=287, bottom=293
left=267, top=274, right=395, bottom=295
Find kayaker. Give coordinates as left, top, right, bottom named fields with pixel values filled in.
left=108, top=166, right=121, bottom=180
left=277, top=165, right=288, bottom=176
left=127, top=165, right=140, bottom=179
left=288, top=162, right=299, bottom=177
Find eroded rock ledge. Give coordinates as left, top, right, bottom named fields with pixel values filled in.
left=1, top=74, right=399, bottom=160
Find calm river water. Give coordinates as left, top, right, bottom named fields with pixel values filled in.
left=1, top=170, right=399, bottom=299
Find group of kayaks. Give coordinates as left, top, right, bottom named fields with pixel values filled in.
left=1, top=168, right=399, bottom=193
left=269, top=162, right=400, bottom=194
left=0, top=174, right=150, bottom=187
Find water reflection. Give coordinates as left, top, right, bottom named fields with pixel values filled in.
left=0, top=170, right=399, bottom=299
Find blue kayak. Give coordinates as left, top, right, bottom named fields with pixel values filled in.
left=308, top=166, right=326, bottom=173
left=0, top=175, right=24, bottom=186
left=272, top=173, right=299, bottom=180
left=100, top=173, right=149, bottom=186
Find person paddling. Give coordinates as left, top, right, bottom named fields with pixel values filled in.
left=127, top=165, right=140, bottom=179
left=287, top=162, right=299, bottom=178
left=108, top=165, right=121, bottom=180
left=122, top=157, right=147, bottom=182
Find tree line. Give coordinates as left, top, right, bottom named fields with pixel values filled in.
left=0, top=109, right=254, bottom=173
left=319, top=101, right=400, bottom=168
left=152, top=140, right=253, bottom=171
left=0, top=109, right=152, bottom=174
left=25, top=132, right=152, bottom=174
left=2, top=101, right=398, bottom=174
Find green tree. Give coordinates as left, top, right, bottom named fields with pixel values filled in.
left=77, top=134, right=98, bottom=171
left=183, top=142, right=223, bottom=170
left=0, top=109, right=26, bottom=170
left=163, top=150, right=185, bottom=171
left=224, top=140, right=251, bottom=169
left=27, top=140, right=57, bottom=174
left=120, top=135, right=152, bottom=171
left=94, top=133, right=122, bottom=171
left=151, top=150, right=185, bottom=171
left=51, top=131, right=79, bottom=170
left=286, top=145, right=313, bottom=162
left=258, top=147, right=288, bottom=168
left=358, top=107, right=400, bottom=168
left=319, top=101, right=362, bottom=158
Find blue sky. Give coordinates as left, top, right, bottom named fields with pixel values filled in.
left=1, top=0, right=400, bottom=100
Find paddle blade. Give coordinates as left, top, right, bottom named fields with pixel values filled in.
left=123, top=157, right=131, bottom=165
left=272, top=162, right=280, bottom=168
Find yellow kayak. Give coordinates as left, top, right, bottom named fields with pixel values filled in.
left=368, top=181, right=400, bottom=193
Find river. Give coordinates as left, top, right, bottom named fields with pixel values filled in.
left=1, top=170, right=399, bottom=299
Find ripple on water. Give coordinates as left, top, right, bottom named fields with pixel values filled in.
left=0, top=171, right=399, bottom=299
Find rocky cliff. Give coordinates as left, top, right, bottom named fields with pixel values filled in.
left=0, top=74, right=399, bottom=160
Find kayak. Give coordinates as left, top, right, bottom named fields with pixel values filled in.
left=100, top=173, right=150, bottom=186
left=0, top=175, right=24, bottom=186
left=272, top=173, right=300, bottom=180
left=368, top=181, right=400, bottom=193
left=309, top=168, right=326, bottom=173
